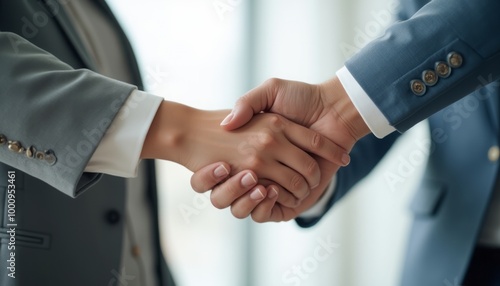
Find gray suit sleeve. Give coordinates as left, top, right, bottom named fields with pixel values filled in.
left=0, top=32, right=136, bottom=197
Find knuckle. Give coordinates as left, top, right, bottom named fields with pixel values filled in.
left=290, top=174, right=306, bottom=193
left=268, top=114, right=285, bottom=132
left=301, top=190, right=311, bottom=201
left=246, top=156, right=264, bottom=170
left=280, top=193, right=300, bottom=208
left=190, top=176, right=211, bottom=193
left=231, top=207, right=248, bottom=219
left=290, top=198, right=301, bottom=208
left=238, top=140, right=257, bottom=156
left=251, top=213, right=266, bottom=223
left=264, top=78, right=283, bottom=96
left=268, top=113, right=281, bottom=124
left=311, top=132, right=324, bottom=150
left=257, top=131, right=276, bottom=147
left=238, top=93, right=251, bottom=105
left=210, top=193, right=227, bottom=210
left=306, top=158, right=320, bottom=177
left=270, top=121, right=284, bottom=134
left=190, top=181, right=202, bottom=193
left=265, top=77, right=281, bottom=87
left=191, top=186, right=204, bottom=193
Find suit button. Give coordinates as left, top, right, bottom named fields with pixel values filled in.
left=410, top=79, right=426, bottom=96
left=26, top=146, right=36, bottom=158
left=44, top=150, right=57, bottom=165
left=447, top=52, right=463, bottom=68
left=132, top=245, right=141, bottom=257
left=35, top=151, right=45, bottom=160
left=8, top=141, right=23, bottom=153
left=422, top=70, right=438, bottom=86
left=106, top=210, right=121, bottom=225
left=488, top=146, right=500, bottom=162
left=435, top=61, right=451, bottom=78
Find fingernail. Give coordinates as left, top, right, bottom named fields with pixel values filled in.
left=241, top=173, right=257, bottom=187
left=214, top=164, right=229, bottom=178
left=250, top=188, right=265, bottom=200
left=268, top=187, right=278, bottom=199
left=220, top=112, right=234, bottom=126
left=342, top=154, right=351, bottom=166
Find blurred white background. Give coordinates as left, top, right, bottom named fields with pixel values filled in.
left=107, top=1, right=429, bottom=285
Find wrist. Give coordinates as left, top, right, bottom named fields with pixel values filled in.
left=141, top=102, right=232, bottom=172
left=319, top=76, right=370, bottom=143
left=178, top=109, right=232, bottom=171
left=141, top=100, right=196, bottom=163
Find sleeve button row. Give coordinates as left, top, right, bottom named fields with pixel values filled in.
left=410, top=51, right=463, bottom=96
left=0, top=134, right=57, bottom=166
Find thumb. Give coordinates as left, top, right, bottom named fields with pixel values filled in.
left=219, top=101, right=254, bottom=131
left=220, top=79, right=279, bottom=130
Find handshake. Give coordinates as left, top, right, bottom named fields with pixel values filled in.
left=141, top=76, right=371, bottom=222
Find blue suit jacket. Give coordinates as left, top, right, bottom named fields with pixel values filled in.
left=300, top=0, right=500, bottom=285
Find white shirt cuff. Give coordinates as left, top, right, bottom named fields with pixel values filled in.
left=300, top=176, right=337, bottom=219
left=85, top=90, right=163, bottom=177
left=336, top=66, right=395, bottom=138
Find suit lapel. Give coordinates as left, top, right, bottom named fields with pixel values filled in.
left=39, top=0, right=97, bottom=70
left=93, top=0, right=145, bottom=89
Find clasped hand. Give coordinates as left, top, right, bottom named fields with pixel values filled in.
left=189, top=77, right=370, bottom=222
left=142, top=96, right=354, bottom=216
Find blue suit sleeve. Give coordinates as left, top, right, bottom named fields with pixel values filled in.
left=346, top=0, right=500, bottom=132
left=299, top=0, right=499, bottom=227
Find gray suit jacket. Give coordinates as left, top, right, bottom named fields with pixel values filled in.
left=0, top=1, right=174, bottom=285
left=298, top=0, right=500, bottom=285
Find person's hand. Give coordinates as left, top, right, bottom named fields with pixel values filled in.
left=193, top=76, right=371, bottom=221
left=221, top=77, right=369, bottom=150
left=141, top=101, right=349, bottom=207
left=190, top=162, right=275, bottom=218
